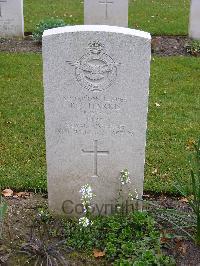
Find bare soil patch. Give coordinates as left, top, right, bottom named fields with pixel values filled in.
left=0, top=35, right=192, bottom=56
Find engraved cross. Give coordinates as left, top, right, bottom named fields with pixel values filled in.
left=99, top=0, right=114, bottom=19
left=0, top=0, right=7, bottom=17
left=82, top=140, right=109, bottom=178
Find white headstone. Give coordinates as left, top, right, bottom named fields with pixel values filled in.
left=84, top=0, right=128, bottom=27
left=189, top=0, right=200, bottom=40
left=43, top=25, right=151, bottom=216
left=0, top=0, right=24, bottom=37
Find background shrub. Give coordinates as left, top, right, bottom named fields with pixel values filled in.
left=33, top=18, right=66, bottom=42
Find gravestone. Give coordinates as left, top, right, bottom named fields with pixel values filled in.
left=0, top=0, right=24, bottom=37
left=43, top=25, right=151, bottom=216
left=189, top=0, right=200, bottom=40
left=84, top=0, right=128, bottom=27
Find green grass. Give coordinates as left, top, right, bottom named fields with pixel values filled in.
left=0, top=53, right=46, bottom=191
left=24, top=0, right=83, bottom=33
left=0, top=54, right=199, bottom=193
left=146, top=56, right=200, bottom=194
left=24, top=0, right=190, bottom=35
left=129, top=0, right=190, bottom=35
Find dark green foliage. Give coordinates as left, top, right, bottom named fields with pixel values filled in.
left=63, top=212, right=175, bottom=265
left=33, top=18, right=66, bottom=42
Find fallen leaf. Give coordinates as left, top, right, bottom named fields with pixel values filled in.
left=160, top=237, right=171, bottom=244
left=152, top=168, right=158, bottom=175
left=186, top=138, right=195, bottom=150
left=93, top=249, right=105, bottom=258
left=175, top=240, right=188, bottom=255
left=143, top=194, right=150, bottom=198
left=13, top=192, right=31, bottom=199
left=179, top=197, right=189, bottom=203
left=2, top=189, right=13, bottom=197
left=155, top=102, right=161, bottom=107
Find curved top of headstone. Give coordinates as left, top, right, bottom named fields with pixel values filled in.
left=43, top=25, right=151, bottom=40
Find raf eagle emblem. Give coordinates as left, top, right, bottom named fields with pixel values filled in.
left=66, top=41, right=120, bottom=92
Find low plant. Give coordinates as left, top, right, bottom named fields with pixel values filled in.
left=62, top=174, right=175, bottom=264
left=21, top=238, right=68, bottom=265
left=20, top=208, right=71, bottom=265
left=0, top=191, right=7, bottom=239
left=64, top=211, right=175, bottom=265
left=117, top=169, right=139, bottom=213
left=185, top=40, right=200, bottom=56
left=32, top=18, right=66, bottom=42
left=175, top=138, right=200, bottom=245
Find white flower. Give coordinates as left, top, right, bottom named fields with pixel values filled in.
left=134, top=189, right=139, bottom=200
left=128, top=193, right=134, bottom=201
left=79, top=217, right=90, bottom=227
left=120, top=169, right=131, bottom=185
left=79, top=184, right=95, bottom=215
left=80, top=184, right=93, bottom=200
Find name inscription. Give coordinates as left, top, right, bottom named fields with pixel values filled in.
left=64, top=95, right=127, bottom=112
left=0, top=18, right=18, bottom=33
left=55, top=93, right=134, bottom=138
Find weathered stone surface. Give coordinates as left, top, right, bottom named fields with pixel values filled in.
left=84, top=0, right=128, bottom=27
left=189, top=0, right=200, bottom=40
left=43, top=25, right=151, bottom=216
left=0, top=0, right=24, bottom=37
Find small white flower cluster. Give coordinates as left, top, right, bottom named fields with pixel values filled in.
left=128, top=189, right=139, bottom=201
left=120, top=169, right=131, bottom=185
left=134, top=189, right=139, bottom=200
left=79, top=184, right=95, bottom=227
left=79, top=184, right=95, bottom=212
left=78, top=217, right=90, bottom=227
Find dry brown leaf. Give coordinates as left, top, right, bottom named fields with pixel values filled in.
left=155, top=102, right=161, bottom=107
left=179, top=197, right=189, bottom=203
left=176, top=241, right=188, bottom=255
left=152, top=168, right=158, bottom=175
left=186, top=138, right=195, bottom=150
left=2, top=189, right=13, bottom=197
left=160, top=237, right=170, bottom=244
left=13, top=192, right=31, bottom=198
left=143, top=194, right=150, bottom=198
left=93, top=249, right=105, bottom=258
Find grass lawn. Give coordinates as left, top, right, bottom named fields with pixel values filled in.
left=0, top=53, right=199, bottom=193
left=24, top=0, right=190, bottom=35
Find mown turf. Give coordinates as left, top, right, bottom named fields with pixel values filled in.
left=0, top=53, right=46, bottom=191
left=24, top=0, right=190, bottom=35
left=146, top=56, right=200, bottom=193
left=0, top=54, right=199, bottom=193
